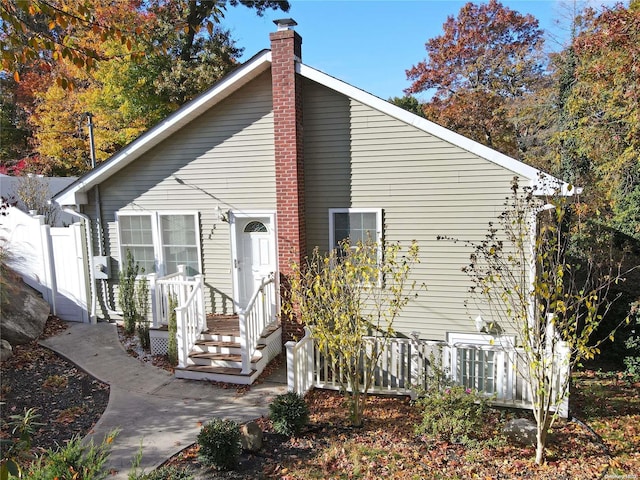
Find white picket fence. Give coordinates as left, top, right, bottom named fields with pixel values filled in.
left=0, top=207, right=89, bottom=322
left=286, top=329, right=570, bottom=416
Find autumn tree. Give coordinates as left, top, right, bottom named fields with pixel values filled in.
left=554, top=1, right=640, bottom=239
left=2, top=0, right=290, bottom=174
left=406, top=0, right=546, bottom=159
left=286, top=239, right=422, bottom=427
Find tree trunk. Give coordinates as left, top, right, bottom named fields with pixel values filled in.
left=536, top=419, right=547, bottom=464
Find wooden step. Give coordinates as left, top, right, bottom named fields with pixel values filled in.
left=175, top=365, right=259, bottom=384
left=189, top=352, right=261, bottom=362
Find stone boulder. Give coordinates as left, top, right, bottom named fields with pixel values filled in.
left=1, top=280, right=49, bottom=346
left=0, top=339, right=13, bottom=362
left=240, top=421, right=263, bottom=452
left=503, top=418, right=538, bottom=446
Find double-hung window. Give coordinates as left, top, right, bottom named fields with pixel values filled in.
left=117, top=212, right=200, bottom=276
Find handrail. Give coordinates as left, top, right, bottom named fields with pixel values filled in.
left=175, top=275, right=205, bottom=368
left=238, top=273, right=276, bottom=375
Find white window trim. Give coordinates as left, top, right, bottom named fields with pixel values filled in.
left=328, top=207, right=383, bottom=250
left=328, top=208, right=384, bottom=285
left=116, top=210, right=202, bottom=277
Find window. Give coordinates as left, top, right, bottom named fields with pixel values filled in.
left=329, top=208, right=382, bottom=250
left=118, top=214, right=155, bottom=273
left=117, top=212, right=200, bottom=276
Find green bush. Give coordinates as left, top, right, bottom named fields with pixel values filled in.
left=25, top=431, right=116, bottom=480
left=197, top=418, right=241, bottom=471
left=414, top=385, right=488, bottom=446
left=269, top=392, right=309, bottom=437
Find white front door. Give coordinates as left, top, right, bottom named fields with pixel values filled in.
left=232, top=215, right=276, bottom=309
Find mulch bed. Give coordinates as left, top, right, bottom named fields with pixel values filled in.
left=0, top=316, right=110, bottom=454
left=163, top=388, right=619, bottom=479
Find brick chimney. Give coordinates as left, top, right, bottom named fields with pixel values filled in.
left=270, top=19, right=305, bottom=341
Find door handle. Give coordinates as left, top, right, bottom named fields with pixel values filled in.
left=234, top=259, right=238, bottom=268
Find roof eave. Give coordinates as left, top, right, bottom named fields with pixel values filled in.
left=297, top=63, right=575, bottom=196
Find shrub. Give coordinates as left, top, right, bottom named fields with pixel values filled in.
left=269, top=392, right=309, bottom=437
left=197, top=418, right=241, bottom=471
left=25, top=431, right=117, bottom=480
left=167, top=293, right=178, bottom=365
left=414, top=385, right=488, bottom=446
left=624, top=302, right=640, bottom=380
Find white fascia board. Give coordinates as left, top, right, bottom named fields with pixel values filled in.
left=298, top=63, right=576, bottom=197
left=55, top=51, right=272, bottom=206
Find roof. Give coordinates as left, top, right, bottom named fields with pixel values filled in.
left=55, top=48, right=573, bottom=206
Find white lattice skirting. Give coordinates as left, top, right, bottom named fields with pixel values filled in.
left=150, top=329, right=170, bottom=356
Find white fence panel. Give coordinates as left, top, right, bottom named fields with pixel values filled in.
left=0, top=207, right=89, bottom=322
left=49, top=225, right=89, bottom=322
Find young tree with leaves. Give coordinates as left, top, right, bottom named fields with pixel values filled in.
left=286, top=239, right=422, bottom=427
left=449, top=177, right=631, bottom=464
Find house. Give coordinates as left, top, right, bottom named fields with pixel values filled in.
left=53, top=20, right=571, bottom=406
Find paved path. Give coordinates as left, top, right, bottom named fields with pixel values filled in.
left=40, top=322, right=288, bottom=478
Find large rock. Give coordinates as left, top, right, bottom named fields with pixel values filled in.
left=240, top=421, right=263, bottom=452
left=0, top=339, right=12, bottom=362
left=503, top=418, right=538, bottom=446
left=1, top=280, right=49, bottom=346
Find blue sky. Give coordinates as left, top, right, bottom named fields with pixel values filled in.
left=221, top=0, right=620, bottom=100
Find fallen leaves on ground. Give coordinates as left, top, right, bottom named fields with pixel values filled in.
left=166, top=378, right=639, bottom=479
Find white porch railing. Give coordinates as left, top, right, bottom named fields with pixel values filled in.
left=239, top=273, right=277, bottom=374
left=287, top=332, right=570, bottom=415
left=149, top=265, right=206, bottom=368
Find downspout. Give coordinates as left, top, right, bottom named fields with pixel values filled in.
left=94, top=185, right=121, bottom=316
left=62, top=205, right=97, bottom=324
left=86, top=112, right=120, bottom=316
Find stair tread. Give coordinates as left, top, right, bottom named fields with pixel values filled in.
left=196, top=339, right=240, bottom=347
left=177, top=365, right=256, bottom=376
left=195, top=339, right=266, bottom=349
left=189, top=352, right=261, bottom=362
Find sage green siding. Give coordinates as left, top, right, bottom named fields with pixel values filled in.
left=303, top=79, right=523, bottom=341
left=85, top=72, right=276, bottom=318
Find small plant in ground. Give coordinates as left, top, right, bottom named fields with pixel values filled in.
left=167, top=293, right=178, bottom=365
left=269, top=392, right=310, bottom=437
left=24, top=430, right=117, bottom=480
left=623, top=301, right=640, bottom=381
left=0, top=407, right=43, bottom=479
left=131, top=466, right=194, bottom=480
left=136, top=271, right=150, bottom=350
left=414, top=385, right=489, bottom=446
left=197, top=418, right=241, bottom=471
left=129, top=444, right=194, bottom=480
left=119, top=249, right=150, bottom=341
left=42, top=374, right=68, bottom=390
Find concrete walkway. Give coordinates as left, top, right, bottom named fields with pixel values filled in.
left=40, top=322, right=288, bottom=479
